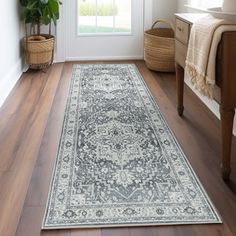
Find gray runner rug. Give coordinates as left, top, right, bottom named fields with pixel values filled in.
left=42, top=64, right=221, bottom=229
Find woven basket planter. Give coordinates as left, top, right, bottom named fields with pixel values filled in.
left=24, top=34, right=54, bottom=69
left=144, top=20, right=175, bottom=72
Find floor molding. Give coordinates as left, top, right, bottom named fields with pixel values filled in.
left=0, top=59, right=23, bottom=108
left=65, top=56, right=144, bottom=62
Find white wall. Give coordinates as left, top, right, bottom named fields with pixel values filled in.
left=0, top=1, right=24, bottom=107
left=177, top=0, right=204, bottom=12
left=152, top=0, right=177, bottom=23
left=177, top=0, right=188, bottom=12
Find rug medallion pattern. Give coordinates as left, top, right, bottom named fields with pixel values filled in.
left=43, top=64, right=221, bottom=228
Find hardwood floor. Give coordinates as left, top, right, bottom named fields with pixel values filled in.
left=0, top=61, right=236, bottom=236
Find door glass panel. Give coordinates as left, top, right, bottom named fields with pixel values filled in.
left=97, top=0, right=114, bottom=33
left=78, top=0, right=96, bottom=33
left=114, top=0, right=131, bottom=33
left=78, top=0, right=132, bottom=35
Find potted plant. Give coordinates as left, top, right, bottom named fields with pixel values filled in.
left=20, top=0, right=62, bottom=69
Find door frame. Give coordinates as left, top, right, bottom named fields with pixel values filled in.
left=54, top=0, right=153, bottom=62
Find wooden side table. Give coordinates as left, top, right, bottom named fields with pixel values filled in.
left=175, top=13, right=236, bottom=180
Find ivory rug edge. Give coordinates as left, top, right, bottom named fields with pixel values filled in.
left=42, top=64, right=222, bottom=229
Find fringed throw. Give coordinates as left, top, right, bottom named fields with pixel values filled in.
left=185, top=15, right=236, bottom=99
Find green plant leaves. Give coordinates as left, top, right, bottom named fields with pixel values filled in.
left=48, top=0, right=59, bottom=24
left=19, top=0, right=28, bottom=7
left=26, top=0, right=38, bottom=10
left=19, top=0, right=61, bottom=28
left=42, top=7, right=51, bottom=25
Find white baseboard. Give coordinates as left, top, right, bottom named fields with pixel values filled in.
left=185, top=74, right=236, bottom=136
left=65, top=55, right=144, bottom=62
left=0, top=60, right=23, bottom=108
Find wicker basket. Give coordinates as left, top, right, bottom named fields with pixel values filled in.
left=24, top=34, right=54, bottom=69
left=144, top=20, right=175, bottom=72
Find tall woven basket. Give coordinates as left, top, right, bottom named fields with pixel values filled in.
left=144, top=20, right=175, bottom=72
left=24, top=34, right=54, bottom=69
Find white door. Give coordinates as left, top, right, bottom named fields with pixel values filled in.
left=65, top=0, right=144, bottom=60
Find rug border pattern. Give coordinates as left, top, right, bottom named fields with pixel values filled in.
left=42, top=64, right=222, bottom=229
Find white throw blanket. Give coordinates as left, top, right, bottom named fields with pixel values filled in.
left=185, top=15, right=236, bottom=99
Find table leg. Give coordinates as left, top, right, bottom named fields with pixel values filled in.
left=175, top=63, right=185, bottom=116
left=220, top=106, right=235, bottom=180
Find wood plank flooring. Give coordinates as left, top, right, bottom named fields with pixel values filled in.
left=0, top=61, right=236, bottom=236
